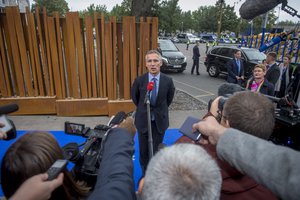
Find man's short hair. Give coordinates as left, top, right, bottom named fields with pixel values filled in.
left=145, top=49, right=162, bottom=60
left=223, top=91, right=275, bottom=139
left=284, top=54, right=291, bottom=60
left=254, top=64, right=267, bottom=72
left=142, top=143, right=221, bottom=200
left=234, top=49, right=241, bottom=54
left=267, top=52, right=277, bottom=60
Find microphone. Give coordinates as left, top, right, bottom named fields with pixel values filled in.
left=0, top=103, right=19, bottom=115
left=144, top=81, right=154, bottom=104
left=239, top=0, right=286, bottom=20
left=259, top=30, right=294, bottom=52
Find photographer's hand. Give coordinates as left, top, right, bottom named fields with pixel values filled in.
left=192, top=116, right=227, bottom=145
left=9, top=173, right=64, bottom=200
left=118, top=116, right=136, bottom=137
left=209, top=97, right=221, bottom=117
left=0, top=123, right=7, bottom=140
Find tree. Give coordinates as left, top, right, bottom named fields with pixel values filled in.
left=110, top=0, right=132, bottom=21
left=157, top=0, right=182, bottom=33
left=131, top=0, right=155, bottom=18
left=79, top=4, right=108, bottom=18
left=192, top=6, right=218, bottom=33
left=31, top=0, right=69, bottom=16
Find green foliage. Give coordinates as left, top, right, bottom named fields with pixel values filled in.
left=31, top=0, right=69, bottom=16
left=157, top=0, right=182, bottom=33
left=79, top=4, right=108, bottom=18
left=110, top=0, right=132, bottom=21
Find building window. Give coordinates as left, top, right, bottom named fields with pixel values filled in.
left=2, top=0, right=6, bottom=4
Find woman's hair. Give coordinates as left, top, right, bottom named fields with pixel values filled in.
left=254, top=64, right=267, bottom=72
left=1, top=131, right=89, bottom=199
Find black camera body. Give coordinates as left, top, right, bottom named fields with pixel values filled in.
left=63, top=122, right=110, bottom=188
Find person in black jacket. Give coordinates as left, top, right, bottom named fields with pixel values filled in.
left=131, top=50, right=175, bottom=176
left=246, top=64, right=274, bottom=96
left=265, top=52, right=280, bottom=86
left=191, top=41, right=200, bottom=75
left=226, top=49, right=244, bottom=85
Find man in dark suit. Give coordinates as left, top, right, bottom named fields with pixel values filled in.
left=131, top=50, right=175, bottom=176
left=191, top=41, right=200, bottom=75
left=226, top=49, right=244, bottom=85
left=265, top=52, right=280, bottom=86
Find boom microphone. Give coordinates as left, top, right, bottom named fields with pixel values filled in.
left=239, top=0, right=286, bottom=20
left=0, top=103, right=19, bottom=115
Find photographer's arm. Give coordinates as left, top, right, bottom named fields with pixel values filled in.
left=88, top=127, right=136, bottom=200
left=193, top=116, right=300, bottom=200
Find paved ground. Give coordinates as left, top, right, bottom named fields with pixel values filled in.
left=7, top=42, right=223, bottom=131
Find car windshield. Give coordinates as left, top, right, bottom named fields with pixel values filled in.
left=159, top=40, right=178, bottom=51
left=243, top=49, right=266, bottom=61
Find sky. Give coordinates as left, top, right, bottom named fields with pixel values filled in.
left=30, top=0, right=300, bottom=23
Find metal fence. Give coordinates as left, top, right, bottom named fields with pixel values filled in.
left=0, top=7, right=158, bottom=116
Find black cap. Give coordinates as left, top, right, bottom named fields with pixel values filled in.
left=0, top=104, right=19, bottom=115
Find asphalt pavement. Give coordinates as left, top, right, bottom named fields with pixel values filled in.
left=8, top=43, right=224, bottom=131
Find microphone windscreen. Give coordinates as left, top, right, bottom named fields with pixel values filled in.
left=0, top=104, right=19, bottom=115
left=239, top=0, right=283, bottom=20
left=218, top=83, right=244, bottom=96
left=147, top=82, right=154, bottom=91
left=109, top=111, right=126, bottom=127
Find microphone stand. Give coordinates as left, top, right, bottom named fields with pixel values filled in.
left=144, top=91, right=154, bottom=159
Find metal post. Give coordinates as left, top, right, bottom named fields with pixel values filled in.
left=260, top=12, right=269, bottom=48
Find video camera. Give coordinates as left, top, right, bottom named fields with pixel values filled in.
left=62, top=111, right=127, bottom=189
left=0, top=104, right=18, bottom=141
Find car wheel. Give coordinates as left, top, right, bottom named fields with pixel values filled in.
left=208, top=64, right=219, bottom=77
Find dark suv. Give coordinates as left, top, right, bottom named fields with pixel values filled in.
left=158, top=39, right=187, bottom=73
left=204, top=46, right=266, bottom=79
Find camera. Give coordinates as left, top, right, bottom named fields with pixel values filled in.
left=63, top=122, right=110, bottom=188
left=0, top=115, right=17, bottom=141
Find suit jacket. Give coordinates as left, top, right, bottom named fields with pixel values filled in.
left=217, top=128, right=300, bottom=200
left=192, top=45, right=200, bottom=60
left=246, top=78, right=274, bottom=96
left=226, top=58, right=244, bottom=84
left=265, top=63, right=280, bottom=86
left=131, top=73, right=175, bottom=133
left=88, top=128, right=136, bottom=200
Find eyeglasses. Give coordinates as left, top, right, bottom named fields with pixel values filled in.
left=146, top=59, right=160, bottom=63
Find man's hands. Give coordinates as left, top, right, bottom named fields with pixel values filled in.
left=10, top=173, right=64, bottom=200
left=192, top=116, right=227, bottom=145
left=118, top=116, right=136, bottom=137
left=0, top=123, right=7, bottom=140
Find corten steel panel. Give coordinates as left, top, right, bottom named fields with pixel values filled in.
left=0, top=97, right=56, bottom=114
left=56, top=98, right=108, bottom=116
left=35, top=7, right=50, bottom=96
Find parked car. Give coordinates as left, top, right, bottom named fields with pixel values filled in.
left=177, top=33, right=200, bottom=43
left=200, top=35, right=216, bottom=43
left=204, top=46, right=266, bottom=78
left=158, top=39, right=187, bottom=73
left=219, top=38, right=231, bottom=44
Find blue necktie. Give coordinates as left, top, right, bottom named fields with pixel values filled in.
left=150, top=78, right=157, bottom=106
left=236, top=59, right=240, bottom=75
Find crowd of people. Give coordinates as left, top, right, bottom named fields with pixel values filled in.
left=1, top=48, right=300, bottom=200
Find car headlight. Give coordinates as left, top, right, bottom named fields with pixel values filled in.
left=162, top=57, right=168, bottom=64
left=183, top=56, right=187, bottom=62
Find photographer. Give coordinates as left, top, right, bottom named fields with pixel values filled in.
left=193, top=116, right=300, bottom=200
left=1, top=117, right=136, bottom=200
left=177, top=91, right=278, bottom=199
